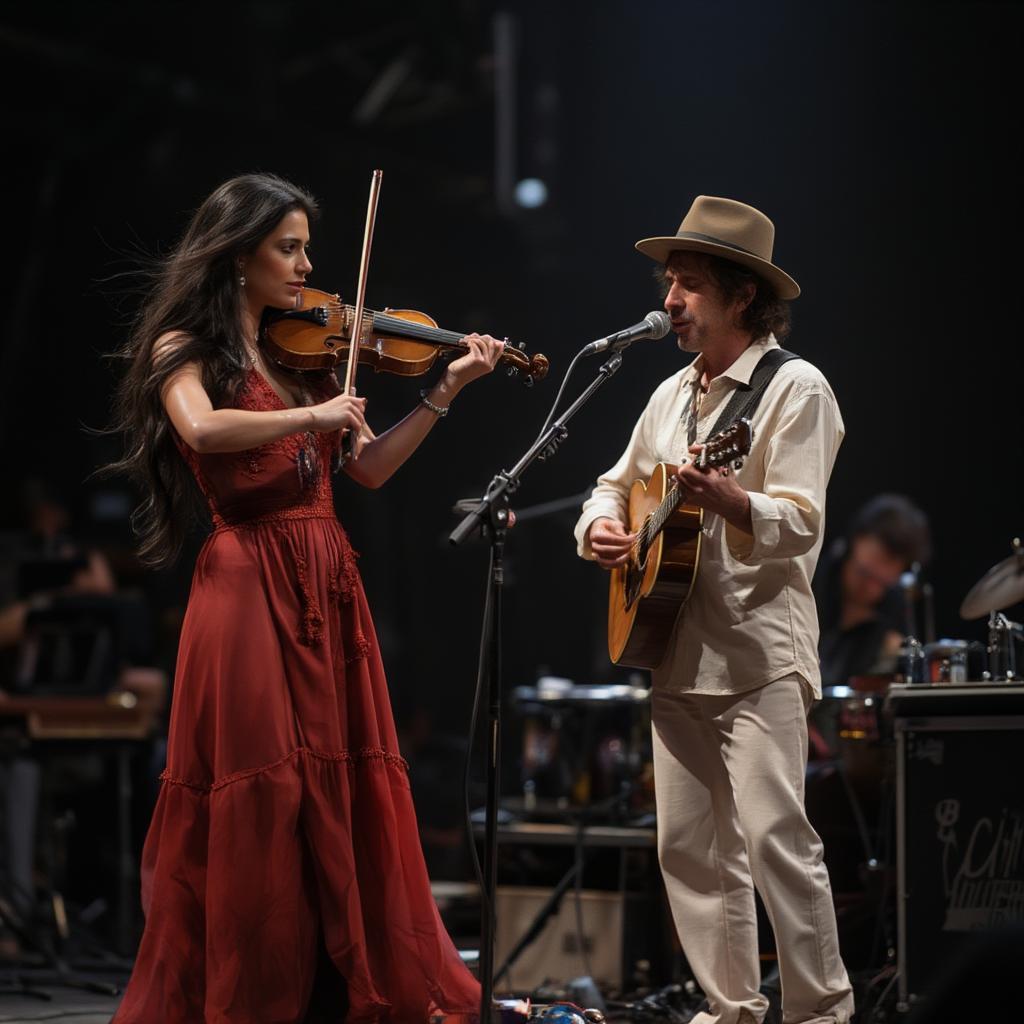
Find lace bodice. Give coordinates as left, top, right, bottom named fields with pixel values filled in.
left=174, top=367, right=341, bottom=529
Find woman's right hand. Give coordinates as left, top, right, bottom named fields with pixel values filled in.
left=588, top=517, right=637, bottom=569
left=309, top=394, right=367, bottom=436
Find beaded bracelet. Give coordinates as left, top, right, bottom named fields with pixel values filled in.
left=419, top=389, right=450, bottom=417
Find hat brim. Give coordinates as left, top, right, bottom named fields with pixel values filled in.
left=635, top=236, right=801, bottom=300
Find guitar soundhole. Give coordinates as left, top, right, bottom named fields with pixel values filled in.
left=625, top=574, right=639, bottom=610
left=624, top=546, right=646, bottom=609
left=635, top=543, right=648, bottom=573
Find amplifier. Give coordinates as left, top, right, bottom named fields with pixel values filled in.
left=893, top=691, right=1024, bottom=1009
left=494, top=887, right=625, bottom=992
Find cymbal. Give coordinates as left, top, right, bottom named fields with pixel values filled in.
left=960, top=538, right=1024, bottom=619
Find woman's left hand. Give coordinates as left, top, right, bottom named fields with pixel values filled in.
left=443, top=333, right=506, bottom=392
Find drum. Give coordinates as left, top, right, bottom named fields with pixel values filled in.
left=922, top=638, right=969, bottom=683
left=807, top=677, right=893, bottom=908
left=520, top=712, right=571, bottom=803
left=814, top=676, right=888, bottom=751
left=815, top=675, right=892, bottom=813
left=511, top=680, right=652, bottom=818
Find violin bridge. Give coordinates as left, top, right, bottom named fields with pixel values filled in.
left=339, top=306, right=374, bottom=344
left=360, top=317, right=375, bottom=347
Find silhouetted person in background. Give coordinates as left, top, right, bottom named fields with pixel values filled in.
left=0, top=479, right=116, bottom=655
left=0, top=479, right=117, bottom=955
left=813, top=493, right=931, bottom=688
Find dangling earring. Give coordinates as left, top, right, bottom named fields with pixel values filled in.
left=239, top=264, right=246, bottom=287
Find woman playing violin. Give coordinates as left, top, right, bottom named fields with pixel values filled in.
left=109, top=172, right=502, bottom=1023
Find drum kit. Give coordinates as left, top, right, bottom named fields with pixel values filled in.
left=510, top=541, right=1024, bottom=830
left=821, top=537, right=1024, bottom=739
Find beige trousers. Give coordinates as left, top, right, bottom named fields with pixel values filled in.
left=651, top=675, right=854, bottom=1024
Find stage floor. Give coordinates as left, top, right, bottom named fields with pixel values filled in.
left=0, top=982, right=121, bottom=1023
left=0, top=964, right=884, bottom=1022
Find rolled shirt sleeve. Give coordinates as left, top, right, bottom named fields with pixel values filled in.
left=725, top=387, right=844, bottom=563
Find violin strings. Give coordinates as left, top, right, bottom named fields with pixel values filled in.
left=306, top=301, right=466, bottom=346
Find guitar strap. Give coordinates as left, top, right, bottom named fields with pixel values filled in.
left=706, top=347, right=801, bottom=441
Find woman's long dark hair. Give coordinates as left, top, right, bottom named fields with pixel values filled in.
left=106, top=173, right=319, bottom=568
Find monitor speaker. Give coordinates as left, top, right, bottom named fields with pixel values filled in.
left=495, top=886, right=624, bottom=991
left=896, top=713, right=1024, bottom=1009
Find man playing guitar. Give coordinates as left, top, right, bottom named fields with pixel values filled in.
left=575, top=196, right=853, bottom=1024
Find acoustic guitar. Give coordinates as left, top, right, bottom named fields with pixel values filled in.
left=607, top=419, right=754, bottom=669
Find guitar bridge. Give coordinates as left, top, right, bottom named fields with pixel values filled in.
left=624, top=563, right=642, bottom=610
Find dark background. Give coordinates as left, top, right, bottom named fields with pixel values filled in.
left=1, top=1, right=1021, bottom=752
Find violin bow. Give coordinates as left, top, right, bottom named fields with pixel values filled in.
left=339, top=168, right=384, bottom=460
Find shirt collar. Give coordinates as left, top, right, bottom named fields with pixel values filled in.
left=680, top=333, right=779, bottom=391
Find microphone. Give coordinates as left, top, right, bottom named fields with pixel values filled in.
left=900, top=562, right=922, bottom=639
left=581, top=311, right=671, bottom=356
left=899, top=561, right=922, bottom=597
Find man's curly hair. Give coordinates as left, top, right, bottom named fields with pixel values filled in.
left=661, top=251, right=793, bottom=341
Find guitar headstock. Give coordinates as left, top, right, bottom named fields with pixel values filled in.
left=697, top=418, right=754, bottom=471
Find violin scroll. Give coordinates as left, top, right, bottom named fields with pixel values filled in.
left=495, top=340, right=549, bottom=386
left=502, top=345, right=549, bottom=387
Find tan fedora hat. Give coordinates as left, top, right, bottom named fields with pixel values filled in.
left=635, top=195, right=800, bottom=299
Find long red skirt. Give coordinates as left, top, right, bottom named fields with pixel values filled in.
left=112, top=516, right=479, bottom=1023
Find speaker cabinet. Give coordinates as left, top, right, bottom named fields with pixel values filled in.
left=895, top=704, right=1024, bottom=1009
left=494, top=887, right=625, bottom=991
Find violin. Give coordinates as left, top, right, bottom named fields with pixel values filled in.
left=259, top=286, right=549, bottom=385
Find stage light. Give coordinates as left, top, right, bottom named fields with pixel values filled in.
left=514, top=178, right=548, bottom=209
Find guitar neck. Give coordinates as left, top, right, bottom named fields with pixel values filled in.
left=643, top=429, right=748, bottom=546
left=644, top=479, right=685, bottom=546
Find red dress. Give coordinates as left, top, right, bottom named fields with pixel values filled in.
left=113, top=369, right=480, bottom=1023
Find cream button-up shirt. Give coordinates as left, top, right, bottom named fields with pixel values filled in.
left=574, top=335, right=844, bottom=698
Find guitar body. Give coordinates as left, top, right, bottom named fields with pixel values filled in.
left=608, top=463, right=704, bottom=669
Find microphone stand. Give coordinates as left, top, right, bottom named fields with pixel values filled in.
left=449, top=347, right=629, bottom=1022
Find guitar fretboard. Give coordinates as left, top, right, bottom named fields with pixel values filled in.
left=635, top=480, right=684, bottom=562
left=634, top=440, right=737, bottom=561
left=647, top=483, right=682, bottom=546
